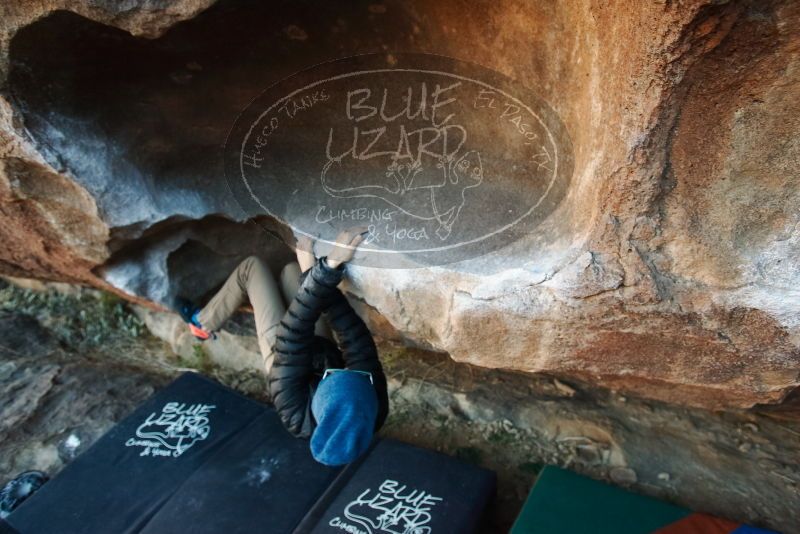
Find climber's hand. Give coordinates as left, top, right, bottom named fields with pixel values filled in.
left=325, top=226, right=369, bottom=269
left=295, top=234, right=316, bottom=273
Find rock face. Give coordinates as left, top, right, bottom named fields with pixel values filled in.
left=0, top=0, right=797, bottom=410
left=0, top=309, right=172, bottom=481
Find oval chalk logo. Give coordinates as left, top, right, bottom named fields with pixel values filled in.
left=225, top=54, right=573, bottom=268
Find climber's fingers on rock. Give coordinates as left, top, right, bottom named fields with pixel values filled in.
left=295, top=234, right=315, bottom=253
left=335, top=226, right=369, bottom=247
left=327, top=226, right=369, bottom=268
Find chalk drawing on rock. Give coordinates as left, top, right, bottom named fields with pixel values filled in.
left=225, top=53, right=574, bottom=267
left=321, top=133, right=484, bottom=240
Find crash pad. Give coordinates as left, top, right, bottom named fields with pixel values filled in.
left=7, top=372, right=495, bottom=534
left=297, top=439, right=496, bottom=534
left=511, top=465, right=778, bottom=534
left=8, top=372, right=268, bottom=534
left=138, top=410, right=342, bottom=534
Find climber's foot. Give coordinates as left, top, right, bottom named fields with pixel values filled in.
left=175, top=297, right=215, bottom=341
left=0, top=470, right=48, bottom=518
left=188, top=322, right=213, bottom=341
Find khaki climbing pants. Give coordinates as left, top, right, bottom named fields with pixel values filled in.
left=197, top=256, right=330, bottom=375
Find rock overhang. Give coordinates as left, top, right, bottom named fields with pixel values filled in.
left=0, top=0, right=797, bottom=410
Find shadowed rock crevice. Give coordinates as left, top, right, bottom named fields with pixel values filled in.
left=98, top=215, right=294, bottom=305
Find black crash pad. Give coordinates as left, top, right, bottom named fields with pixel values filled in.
left=8, top=373, right=269, bottom=534
left=298, top=439, right=496, bottom=534
left=7, top=373, right=495, bottom=534
left=139, top=410, right=341, bottom=534
left=0, top=519, right=19, bottom=534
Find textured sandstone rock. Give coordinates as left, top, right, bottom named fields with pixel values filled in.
left=0, top=0, right=797, bottom=409
left=0, top=309, right=172, bottom=480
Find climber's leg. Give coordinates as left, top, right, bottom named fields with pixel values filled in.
left=197, top=256, right=286, bottom=373
left=280, top=261, right=333, bottom=340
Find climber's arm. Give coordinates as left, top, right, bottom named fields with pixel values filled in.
left=323, top=290, right=379, bottom=372
left=323, top=286, right=388, bottom=430
left=315, top=227, right=381, bottom=372
left=269, top=258, right=342, bottom=437
left=269, top=228, right=369, bottom=437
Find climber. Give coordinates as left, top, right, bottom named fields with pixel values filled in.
left=177, top=227, right=388, bottom=466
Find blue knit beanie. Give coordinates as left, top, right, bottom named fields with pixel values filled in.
left=310, top=370, right=378, bottom=466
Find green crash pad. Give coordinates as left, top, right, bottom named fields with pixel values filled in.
left=511, top=466, right=691, bottom=534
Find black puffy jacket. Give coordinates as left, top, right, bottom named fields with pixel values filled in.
left=269, top=257, right=389, bottom=438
